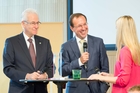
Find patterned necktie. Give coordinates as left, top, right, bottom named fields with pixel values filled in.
left=28, top=38, right=36, bottom=67
left=79, top=40, right=85, bottom=54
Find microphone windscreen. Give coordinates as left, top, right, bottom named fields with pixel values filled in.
left=83, top=42, right=87, bottom=48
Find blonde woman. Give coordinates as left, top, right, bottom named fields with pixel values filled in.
left=88, top=15, right=140, bottom=93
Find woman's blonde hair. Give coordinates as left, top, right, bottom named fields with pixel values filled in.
left=116, top=15, right=140, bottom=65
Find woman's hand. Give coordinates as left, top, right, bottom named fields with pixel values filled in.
left=88, top=74, right=101, bottom=80
left=100, top=72, right=113, bottom=77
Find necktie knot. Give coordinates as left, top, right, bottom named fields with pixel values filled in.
left=80, top=39, right=85, bottom=44
left=28, top=38, right=32, bottom=43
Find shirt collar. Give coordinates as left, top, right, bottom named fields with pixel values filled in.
left=23, top=32, right=35, bottom=42
left=76, top=36, right=88, bottom=42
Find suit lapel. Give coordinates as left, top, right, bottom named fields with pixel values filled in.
left=18, top=33, right=34, bottom=68
left=70, top=37, right=81, bottom=58
left=34, top=36, right=42, bottom=69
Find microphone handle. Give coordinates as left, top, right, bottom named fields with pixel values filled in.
left=84, top=63, right=87, bottom=69
left=39, top=67, right=47, bottom=74
left=83, top=48, right=88, bottom=70
left=83, top=48, right=87, bottom=52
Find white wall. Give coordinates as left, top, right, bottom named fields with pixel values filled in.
left=0, top=0, right=67, bottom=42
left=73, top=0, right=140, bottom=44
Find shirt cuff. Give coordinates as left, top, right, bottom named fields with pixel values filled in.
left=78, top=58, right=84, bottom=66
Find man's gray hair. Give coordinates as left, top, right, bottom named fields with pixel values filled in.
left=21, top=8, right=38, bottom=22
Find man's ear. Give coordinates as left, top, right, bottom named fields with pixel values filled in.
left=70, top=26, right=74, bottom=32
left=21, top=21, right=26, bottom=29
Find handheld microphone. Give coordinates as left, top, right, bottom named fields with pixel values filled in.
left=83, top=42, right=88, bottom=52
left=83, top=41, right=88, bottom=70
left=39, top=67, right=47, bottom=74
left=95, top=67, right=101, bottom=74
left=95, top=68, right=110, bottom=86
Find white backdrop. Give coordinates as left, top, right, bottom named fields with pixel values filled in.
left=73, top=0, right=140, bottom=44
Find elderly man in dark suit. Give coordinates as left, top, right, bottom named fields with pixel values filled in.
left=60, top=13, right=109, bottom=93
left=3, top=8, right=53, bottom=93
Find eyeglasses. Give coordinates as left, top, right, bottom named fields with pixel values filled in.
left=24, top=21, right=41, bottom=25
left=74, top=23, right=88, bottom=29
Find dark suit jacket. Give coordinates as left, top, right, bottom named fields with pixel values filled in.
left=3, top=33, right=53, bottom=93
left=61, top=35, right=109, bottom=93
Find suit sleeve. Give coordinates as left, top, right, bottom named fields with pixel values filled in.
left=45, top=40, right=53, bottom=78
left=99, top=39, right=109, bottom=73
left=99, top=39, right=110, bottom=93
left=115, top=47, right=132, bottom=86
left=3, top=39, right=27, bottom=82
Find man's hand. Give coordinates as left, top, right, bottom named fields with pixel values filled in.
left=37, top=71, right=48, bottom=80
left=80, top=52, right=89, bottom=64
left=25, top=72, right=48, bottom=80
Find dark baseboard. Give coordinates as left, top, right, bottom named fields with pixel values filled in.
left=105, top=44, right=116, bottom=51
